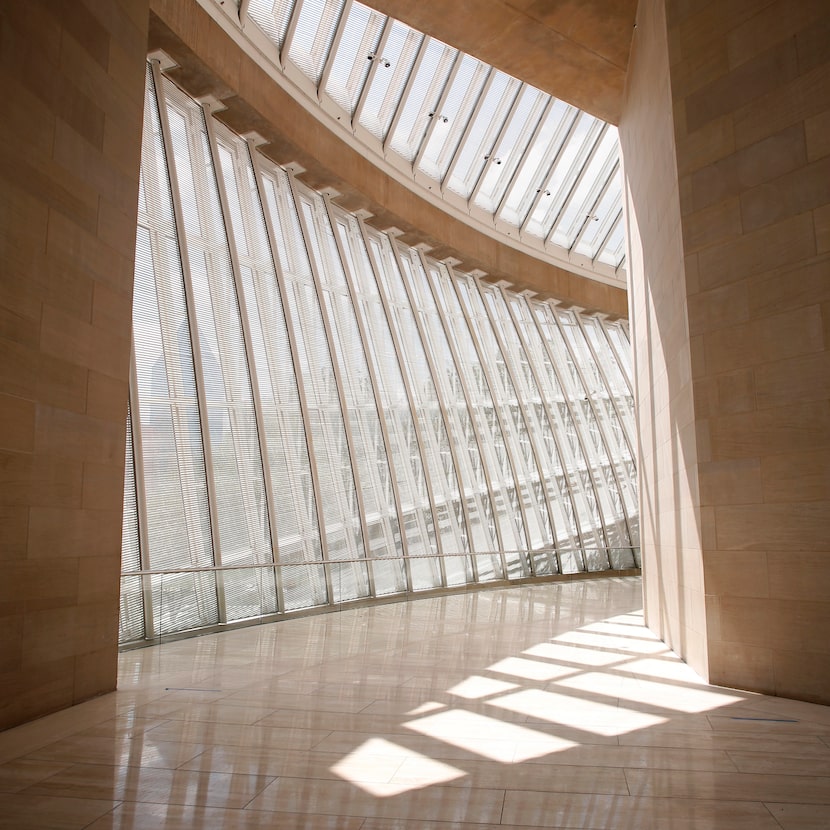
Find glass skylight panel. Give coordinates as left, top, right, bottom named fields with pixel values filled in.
left=247, top=0, right=297, bottom=50
left=467, top=82, right=541, bottom=209
left=385, top=37, right=456, bottom=162
left=550, top=129, right=618, bottom=249
left=524, top=116, right=604, bottom=239
left=498, top=100, right=577, bottom=228
left=417, top=53, right=489, bottom=183
left=572, top=177, right=622, bottom=259
left=244, top=0, right=627, bottom=272
left=286, top=0, right=345, bottom=84
left=324, top=2, right=384, bottom=113
left=445, top=72, right=521, bottom=200
left=357, top=19, right=422, bottom=141
left=598, top=220, right=626, bottom=267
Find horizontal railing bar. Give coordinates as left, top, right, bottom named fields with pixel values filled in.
left=120, top=548, right=639, bottom=577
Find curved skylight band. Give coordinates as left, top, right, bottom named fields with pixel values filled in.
left=243, top=0, right=626, bottom=280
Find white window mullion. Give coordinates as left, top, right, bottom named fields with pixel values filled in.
left=357, top=214, right=448, bottom=588
left=150, top=59, right=227, bottom=623
left=248, top=143, right=333, bottom=606
left=202, top=105, right=284, bottom=610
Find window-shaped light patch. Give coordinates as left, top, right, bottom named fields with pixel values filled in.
left=405, top=709, right=576, bottom=762
left=331, top=737, right=466, bottom=796
left=487, top=656, right=576, bottom=682
left=447, top=676, right=518, bottom=700
left=557, top=673, right=746, bottom=714
left=523, top=641, right=625, bottom=667
left=552, top=629, right=669, bottom=655
left=489, top=688, right=666, bottom=737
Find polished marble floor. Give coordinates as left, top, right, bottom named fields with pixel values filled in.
left=1, top=577, right=829, bottom=829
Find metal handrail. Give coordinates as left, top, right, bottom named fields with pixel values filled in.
left=120, top=547, right=640, bottom=577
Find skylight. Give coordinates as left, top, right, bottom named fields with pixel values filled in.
left=239, top=0, right=626, bottom=282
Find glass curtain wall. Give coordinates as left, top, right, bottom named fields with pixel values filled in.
left=120, top=64, right=638, bottom=644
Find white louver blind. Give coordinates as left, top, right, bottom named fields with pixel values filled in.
left=324, top=2, right=384, bottom=114
left=532, top=303, right=610, bottom=567
left=370, top=230, right=472, bottom=586
left=213, top=125, right=327, bottom=612
left=406, top=252, right=502, bottom=578
left=287, top=0, right=346, bottom=84
left=435, top=269, right=526, bottom=567
left=300, top=196, right=406, bottom=597
left=121, top=63, right=640, bottom=644
left=463, top=279, right=548, bottom=561
left=357, top=20, right=422, bottom=141
left=261, top=168, right=368, bottom=602
left=333, top=211, right=440, bottom=591
left=417, top=54, right=489, bottom=183
left=120, top=402, right=144, bottom=642
left=297, top=193, right=383, bottom=600
left=469, top=85, right=543, bottom=209
left=163, top=82, right=276, bottom=623
left=247, top=0, right=297, bottom=50
left=133, top=65, right=219, bottom=634
left=243, top=0, right=627, bottom=273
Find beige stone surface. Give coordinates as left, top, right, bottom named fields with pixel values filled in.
left=0, top=0, right=148, bottom=730
left=0, top=0, right=826, bottom=735
left=620, top=0, right=708, bottom=680
left=0, top=582, right=827, bottom=830
left=624, top=0, right=830, bottom=703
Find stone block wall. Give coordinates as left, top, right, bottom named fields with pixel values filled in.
left=669, top=0, right=830, bottom=701
left=624, top=0, right=830, bottom=703
left=0, top=0, right=149, bottom=729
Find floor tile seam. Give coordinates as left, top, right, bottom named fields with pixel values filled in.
left=238, top=772, right=282, bottom=810
left=19, top=756, right=205, bottom=774
left=480, top=674, right=713, bottom=723
left=622, top=765, right=633, bottom=796
left=308, top=728, right=337, bottom=749
left=626, top=764, right=830, bottom=782
left=725, top=747, right=830, bottom=771
left=144, top=718, right=336, bottom=736
left=19, top=760, right=281, bottom=791
left=761, top=802, right=788, bottom=830
left=78, top=799, right=125, bottom=830
left=501, top=788, right=785, bottom=806
left=242, top=773, right=510, bottom=796
left=497, top=782, right=507, bottom=825
left=716, top=748, right=741, bottom=772
left=381, top=753, right=634, bottom=787
left=620, top=783, right=830, bottom=806
left=470, top=778, right=631, bottom=797
left=517, top=754, right=741, bottom=774
left=179, top=742, right=365, bottom=762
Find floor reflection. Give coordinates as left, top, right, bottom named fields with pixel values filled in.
left=0, top=577, right=828, bottom=829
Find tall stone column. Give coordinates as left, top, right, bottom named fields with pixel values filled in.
left=622, top=0, right=830, bottom=703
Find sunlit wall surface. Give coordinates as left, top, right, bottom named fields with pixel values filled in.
left=119, top=65, right=639, bottom=644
